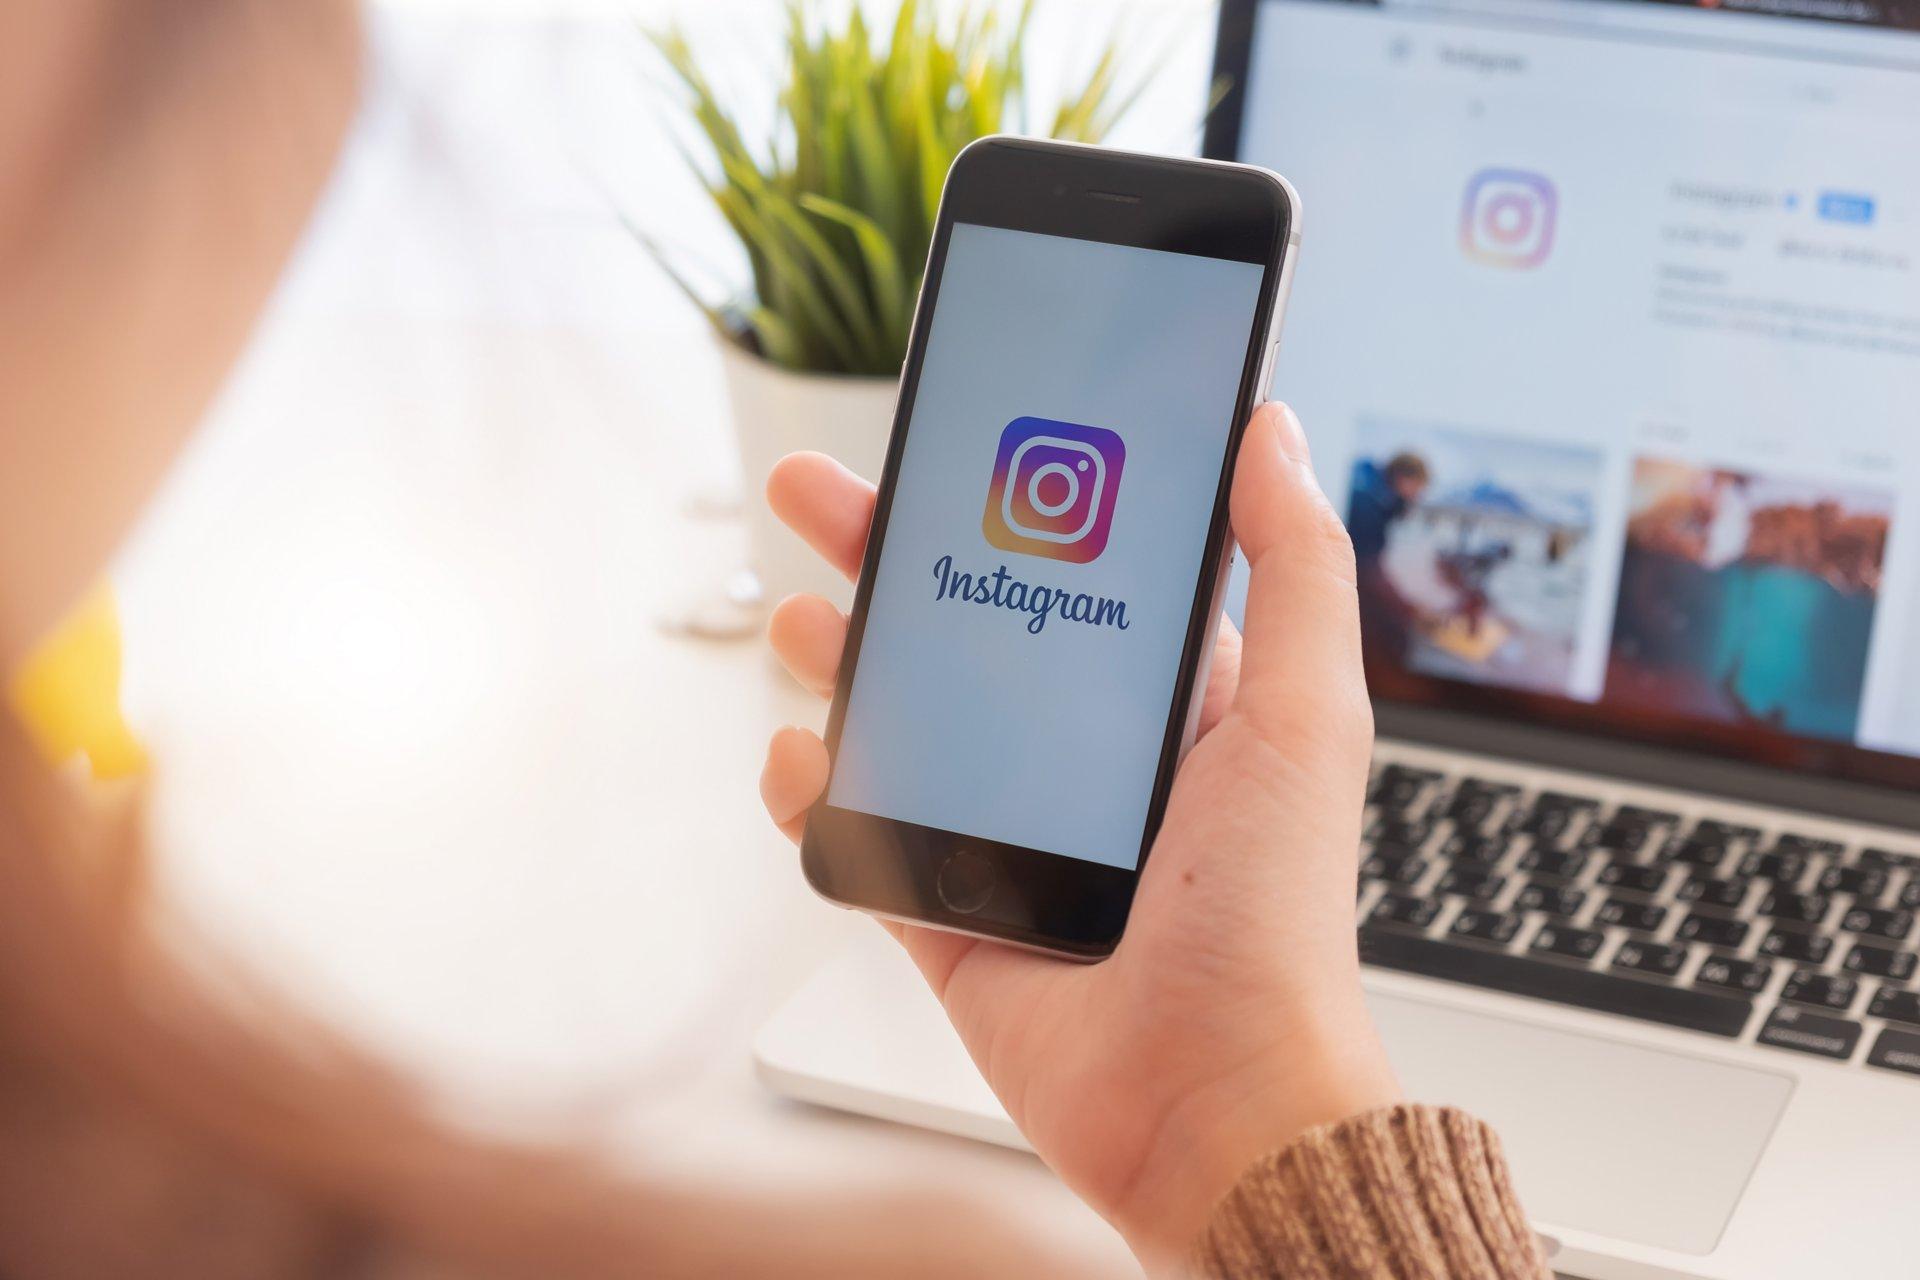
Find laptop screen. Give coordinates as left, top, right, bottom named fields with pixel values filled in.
left=1214, top=0, right=1920, bottom=790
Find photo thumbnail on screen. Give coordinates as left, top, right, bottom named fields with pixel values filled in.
left=1346, top=421, right=1603, bottom=699
left=1605, top=457, right=1892, bottom=744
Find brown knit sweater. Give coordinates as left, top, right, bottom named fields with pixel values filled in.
left=1191, top=1104, right=1551, bottom=1279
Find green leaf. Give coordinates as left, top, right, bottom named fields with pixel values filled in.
left=761, top=194, right=887, bottom=367
left=845, top=77, right=903, bottom=248
left=744, top=305, right=804, bottom=367
left=713, top=146, right=886, bottom=369
left=637, top=0, right=1156, bottom=374
left=717, top=182, right=863, bottom=371
left=800, top=193, right=908, bottom=356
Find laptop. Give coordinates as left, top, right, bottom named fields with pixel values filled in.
left=756, top=1, right=1920, bottom=1275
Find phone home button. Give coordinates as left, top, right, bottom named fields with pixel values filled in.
left=936, top=850, right=997, bottom=915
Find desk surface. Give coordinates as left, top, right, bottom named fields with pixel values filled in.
left=110, top=2, right=1221, bottom=1274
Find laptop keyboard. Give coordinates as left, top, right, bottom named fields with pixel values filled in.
left=1356, top=759, right=1920, bottom=1078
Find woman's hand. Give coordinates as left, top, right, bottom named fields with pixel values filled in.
left=759, top=403, right=1401, bottom=1272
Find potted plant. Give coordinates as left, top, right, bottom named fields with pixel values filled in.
left=643, top=0, right=1144, bottom=614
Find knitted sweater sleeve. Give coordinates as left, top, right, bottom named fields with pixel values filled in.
left=1189, top=1104, right=1552, bottom=1279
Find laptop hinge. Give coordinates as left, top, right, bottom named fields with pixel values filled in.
left=1376, top=702, right=1920, bottom=836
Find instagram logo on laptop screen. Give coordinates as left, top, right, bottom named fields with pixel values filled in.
left=982, top=417, right=1126, bottom=563
left=1459, top=169, right=1557, bottom=269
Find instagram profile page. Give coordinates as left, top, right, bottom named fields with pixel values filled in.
left=828, top=223, right=1264, bottom=870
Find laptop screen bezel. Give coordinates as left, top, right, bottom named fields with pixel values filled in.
left=1203, top=0, right=1920, bottom=815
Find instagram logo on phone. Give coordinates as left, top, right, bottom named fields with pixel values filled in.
left=1459, top=168, right=1557, bottom=269
left=982, top=416, right=1126, bottom=563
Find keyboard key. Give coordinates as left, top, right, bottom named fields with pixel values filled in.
left=1819, top=865, right=1889, bottom=899
left=1358, top=927, right=1753, bottom=1036
left=1691, top=819, right=1759, bottom=846
left=1757, top=891, right=1830, bottom=927
left=1515, top=882, right=1586, bottom=919
left=1448, top=909, right=1521, bottom=945
left=1517, top=792, right=1597, bottom=842
left=1843, top=944, right=1917, bottom=981
left=1780, top=970, right=1858, bottom=1011
left=1860, top=848, right=1920, bottom=873
left=1866, top=1028, right=1920, bottom=1078
left=1369, top=765, right=1438, bottom=811
left=1613, top=940, right=1687, bottom=979
left=1598, top=862, right=1668, bottom=895
left=1436, top=866, right=1506, bottom=901
left=1588, top=820, right=1651, bottom=854
left=1596, top=898, right=1668, bottom=933
left=1369, top=892, right=1440, bottom=931
left=1530, top=925, right=1605, bottom=962
left=1361, top=846, right=1427, bottom=885
left=1868, top=987, right=1920, bottom=1027
left=1518, top=847, right=1588, bottom=880
left=1740, top=850, right=1807, bottom=883
left=1771, top=833, right=1843, bottom=859
left=1696, top=955, right=1771, bottom=994
left=1668, top=839, right=1731, bottom=870
left=1760, top=929, right=1833, bottom=964
left=1756, top=1005, right=1861, bottom=1061
left=1841, top=906, right=1915, bottom=941
left=1441, top=832, right=1510, bottom=866
left=1678, top=875, right=1750, bottom=911
left=1902, top=882, right=1920, bottom=910
left=1678, top=914, right=1749, bottom=949
left=1616, top=805, right=1681, bottom=828
left=1372, top=816, right=1434, bottom=847
left=1442, top=780, right=1514, bottom=833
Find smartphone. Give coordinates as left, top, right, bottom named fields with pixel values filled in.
left=802, top=137, right=1300, bottom=959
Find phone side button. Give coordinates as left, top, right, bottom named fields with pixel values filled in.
left=1260, top=339, right=1281, bottom=402
left=937, top=850, right=998, bottom=915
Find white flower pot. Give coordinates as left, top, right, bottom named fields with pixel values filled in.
left=719, top=338, right=897, bottom=610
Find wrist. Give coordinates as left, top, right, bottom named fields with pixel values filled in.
left=1110, top=998, right=1402, bottom=1273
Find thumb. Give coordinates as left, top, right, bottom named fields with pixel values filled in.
left=1228, top=403, right=1371, bottom=743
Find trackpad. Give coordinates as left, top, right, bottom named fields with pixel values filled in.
left=1369, top=991, right=1792, bottom=1255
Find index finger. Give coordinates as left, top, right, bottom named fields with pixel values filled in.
left=766, top=452, right=878, bottom=582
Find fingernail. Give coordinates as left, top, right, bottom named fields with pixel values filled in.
left=1245, top=405, right=1288, bottom=470
left=1272, top=402, right=1311, bottom=465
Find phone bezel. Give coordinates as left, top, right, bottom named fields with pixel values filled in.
left=799, top=137, right=1295, bottom=959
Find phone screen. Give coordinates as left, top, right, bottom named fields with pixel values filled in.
left=825, top=222, right=1267, bottom=870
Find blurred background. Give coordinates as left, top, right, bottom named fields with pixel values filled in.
left=42, top=0, right=1915, bottom=1273
left=92, top=0, right=1212, bottom=1270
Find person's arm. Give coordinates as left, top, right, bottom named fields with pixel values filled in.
left=760, top=404, right=1549, bottom=1277
left=1192, top=1104, right=1546, bottom=1278
left=0, top=0, right=360, bottom=667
